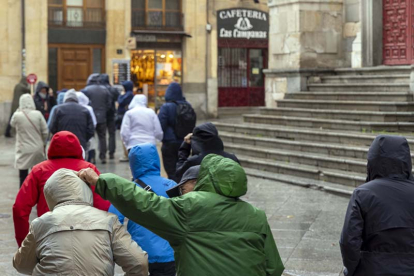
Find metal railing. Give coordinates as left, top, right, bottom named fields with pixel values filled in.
left=132, top=10, right=183, bottom=31
left=48, top=7, right=105, bottom=29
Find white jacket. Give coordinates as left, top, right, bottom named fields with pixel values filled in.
left=121, top=95, right=163, bottom=149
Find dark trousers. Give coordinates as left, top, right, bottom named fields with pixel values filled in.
left=96, top=123, right=107, bottom=160
left=5, top=115, right=12, bottom=137
left=149, top=261, right=176, bottom=276
left=107, top=116, right=116, bottom=155
left=161, top=142, right=180, bottom=182
left=19, top=170, right=28, bottom=187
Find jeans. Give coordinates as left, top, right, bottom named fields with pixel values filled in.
left=149, top=261, right=176, bottom=276
left=107, top=115, right=116, bottom=155
left=161, top=142, right=180, bottom=182
left=19, top=169, right=29, bottom=187
left=96, top=123, right=107, bottom=160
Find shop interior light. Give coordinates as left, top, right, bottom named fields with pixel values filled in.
left=161, top=54, right=166, bottom=58
left=169, top=54, right=174, bottom=58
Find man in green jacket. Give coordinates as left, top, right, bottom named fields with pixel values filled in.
left=79, top=154, right=284, bottom=276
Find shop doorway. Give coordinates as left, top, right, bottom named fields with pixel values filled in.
left=130, top=49, right=182, bottom=109
left=218, top=48, right=266, bottom=107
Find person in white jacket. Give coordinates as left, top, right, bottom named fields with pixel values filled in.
left=121, top=94, right=163, bottom=151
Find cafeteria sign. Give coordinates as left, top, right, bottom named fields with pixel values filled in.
left=217, top=9, right=269, bottom=40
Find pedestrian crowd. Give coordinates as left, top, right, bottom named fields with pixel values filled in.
left=6, top=76, right=414, bottom=276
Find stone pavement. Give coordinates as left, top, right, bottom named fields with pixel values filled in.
left=0, top=133, right=348, bottom=276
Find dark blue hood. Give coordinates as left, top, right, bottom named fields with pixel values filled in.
left=129, top=143, right=160, bottom=179
left=87, top=73, right=100, bottom=86
left=122, top=81, right=134, bottom=92
left=165, top=82, right=183, bottom=102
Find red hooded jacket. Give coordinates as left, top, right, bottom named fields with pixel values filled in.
left=13, top=131, right=110, bottom=246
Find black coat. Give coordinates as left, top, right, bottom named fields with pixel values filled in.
left=49, top=102, right=95, bottom=150
left=99, top=74, right=120, bottom=118
left=175, top=122, right=239, bottom=181
left=82, top=74, right=111, bottom=124
left=34, top=81, right=56, bottom=120
left=340, top=135, right=414, bottom=276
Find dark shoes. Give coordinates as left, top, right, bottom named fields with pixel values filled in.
left=101, top=159, right=107, bottom=164
left=109, top=153, right=115, bottom=160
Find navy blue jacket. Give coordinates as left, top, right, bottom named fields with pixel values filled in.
left=82, top=74, right=111, bottom=124
left=118, top=81, right=134, bottom=115
left=108, top=143, right=176, bottom=264
left=158, top=83, right=190, bottom=144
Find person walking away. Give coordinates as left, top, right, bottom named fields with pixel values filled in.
left=109, top=143, right=176, bottom=276
left=13, top=169, right=148, bottom=276
left=117, top=81, right=134, bottom=162
left=340, top=135, right=414, bottom=276
left=49, top=90, right=94, bottom=152
left=5, top=76, right=30, bottom=138
left=76, top=91, right=97, bottom=163
left=13, top=131, right=111, bottom=247
left=10, top=94, right=48, bottom=187
left=176, top=122, right=239, bottom=181
left=47, top=92, right=66, bottom=129
left=83, top=73, right=112, bottom=164
left=120, top=95, right=163, bottom=151
left=33, top=81, right=56, bottom=120
left=158, top=83, right=196, bottom=182
left=99, top=74, right=120, bottom=159
left=79, top=154, right=285, bottom=276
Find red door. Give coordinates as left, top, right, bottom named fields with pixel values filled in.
left=383, top=0, right=412, bottom=65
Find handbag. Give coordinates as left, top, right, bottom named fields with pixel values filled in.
left=22, top=110, right=46, bottom=155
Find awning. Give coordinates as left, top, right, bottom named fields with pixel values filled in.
left=132, top=30, right=192, bottom=37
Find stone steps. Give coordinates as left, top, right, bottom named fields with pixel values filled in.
left=334, top=66, right=410, bottom=76
left=320, top=74, right=409, bottom=84
left=308, top=83, right=409, bottom=92
left=243, top=114, right=414, bottom=132
left=218, top=107, right=260, bottom=119
left=259, top=107, right=414, bottom=122
left=278, top=99, right=414, bottom=112
left=286, top=92, right=412, bottom=102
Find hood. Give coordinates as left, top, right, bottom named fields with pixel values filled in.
left=98, top=74, right=111, bottom=86
left=76, top=92, right=90, bottom=106
left=19, top=94, right=36, bottom=110
left=165, top=82, right=183, bottom=102
left=129, top=94, right=147, bottom=109
left=57, top=92, right=66, bottom=105
left=128, top=143, right=160, bottom=179
left=366, top=135, right=413, bottom=182
left=35, top=81, right=49, bottom=94
left=191, top=123, right=223, bottom=154
left=19, top=76, right=29, bottom=87
left=63, top=89, right=79, bottom=103
left=86, top=73, right=100, bottom=86
left=122, top=80, right=134, bottom=92
left=48, top=131, right=84, bottom=160
left=44, top=169, right=93, bottom=210
left=195, top=154, right=247, bottom=198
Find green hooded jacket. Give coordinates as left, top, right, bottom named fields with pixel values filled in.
left=96, top=154, right=284, bottom=276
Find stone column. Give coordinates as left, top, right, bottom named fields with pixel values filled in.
left=25, top=0, right=48, bottom=83
left=265, top=0, right=343, bottom=107
left=361, top=0, right=383, bottom=67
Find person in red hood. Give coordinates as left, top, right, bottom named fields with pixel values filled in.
left=12, top=131, right=110, bottom=246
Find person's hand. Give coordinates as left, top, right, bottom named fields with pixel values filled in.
left=78, top=168, right=99, bottom=187
left=48, top=88, right=54, bottom=97
left=184, top=133, right=193, bottom=144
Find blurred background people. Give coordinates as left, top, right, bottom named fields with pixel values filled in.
left=34, top=81, right=56, bottom=120
left=117, top=80, right=134, bottom=162
left=5, top=76, right=30, bottom=138
left=77, top=91, right=97, bottom=164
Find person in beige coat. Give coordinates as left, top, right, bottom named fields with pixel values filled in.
left=13, top=168, right=149, bottom=276
left=11, top=94, right=48, bottom=186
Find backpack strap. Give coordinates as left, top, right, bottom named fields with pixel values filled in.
left=134, top=178, right=153, bottom=193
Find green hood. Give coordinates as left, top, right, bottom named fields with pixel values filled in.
left=195, top=154, right=247, bottom=198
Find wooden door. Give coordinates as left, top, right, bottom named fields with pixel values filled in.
left=383, top=0, right=412, bottom=65
left=60, top=47, right=91, bottom=90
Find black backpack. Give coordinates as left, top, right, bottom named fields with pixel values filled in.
left=173, top=101, right=197, bottom=139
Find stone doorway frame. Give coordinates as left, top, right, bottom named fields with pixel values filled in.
left=361, top=0, right=383, bottom=67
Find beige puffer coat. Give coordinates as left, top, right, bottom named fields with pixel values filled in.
left=11, top=94, right=48, bottom=170
left=13, top=169, right=148, bottom=276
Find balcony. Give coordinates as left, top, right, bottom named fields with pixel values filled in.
left=48, top=7, right=105, bottom=29
left=132, top=10, right=183, bottom=31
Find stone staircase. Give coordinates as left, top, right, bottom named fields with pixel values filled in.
left=215, top=66, right=414, bottom=196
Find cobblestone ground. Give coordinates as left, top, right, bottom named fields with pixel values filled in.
left=0, top=134, right=347, bottom=276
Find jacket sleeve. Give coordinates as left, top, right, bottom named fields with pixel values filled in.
left=118, top=93, right=132, bottom=106
left=47, top=106, right=56, bottom=128
left=39, top=114, right=48, bottom=143
left=49, top=108, right=58, bottom=134
left=153, top=112, right=163, bottom=142
left=89, top=165, right=110, bottom=211
left=175, top=142, right=192, bottom=180
left=111, top=219, right=149, bottom=276
left=10, top=112, right=17, bottom=128
left=120, top=112, right=130, bottom=146
left=264, top=223, right=285, bottom=276
left=13, top=170, right=40, bottom=246
left=340, top=190, right=364, bottom=276
left=13, top=224, right=38, bottom=275
left=95, top=173, right=187, bottom=244
left=85, top=111, right=95, bottom=142
left=158, top=104, right=169, bottom=133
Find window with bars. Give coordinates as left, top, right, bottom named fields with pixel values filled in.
left=218, top=48, right=248, bottom=88
left=131, top=0, right=182, bottom=30
left=48, top=0, right=105, bottom=28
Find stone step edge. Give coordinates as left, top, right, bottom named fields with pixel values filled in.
left=259, top=107, right=414, bottom=116
left=214, top=122, right=414, bottom=142
left=308, top=83, right=408, bottom=87
left=279, top=99, right=414, bottom=106
left=243, top=114, right=414, bottom=127
left=286, top=92, right=412, bottom=96
left=334, top=66, right=410, bottom=72
left=244, top=167, right=354, bottom=197
left=322, top=74, right=409, bottom=79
